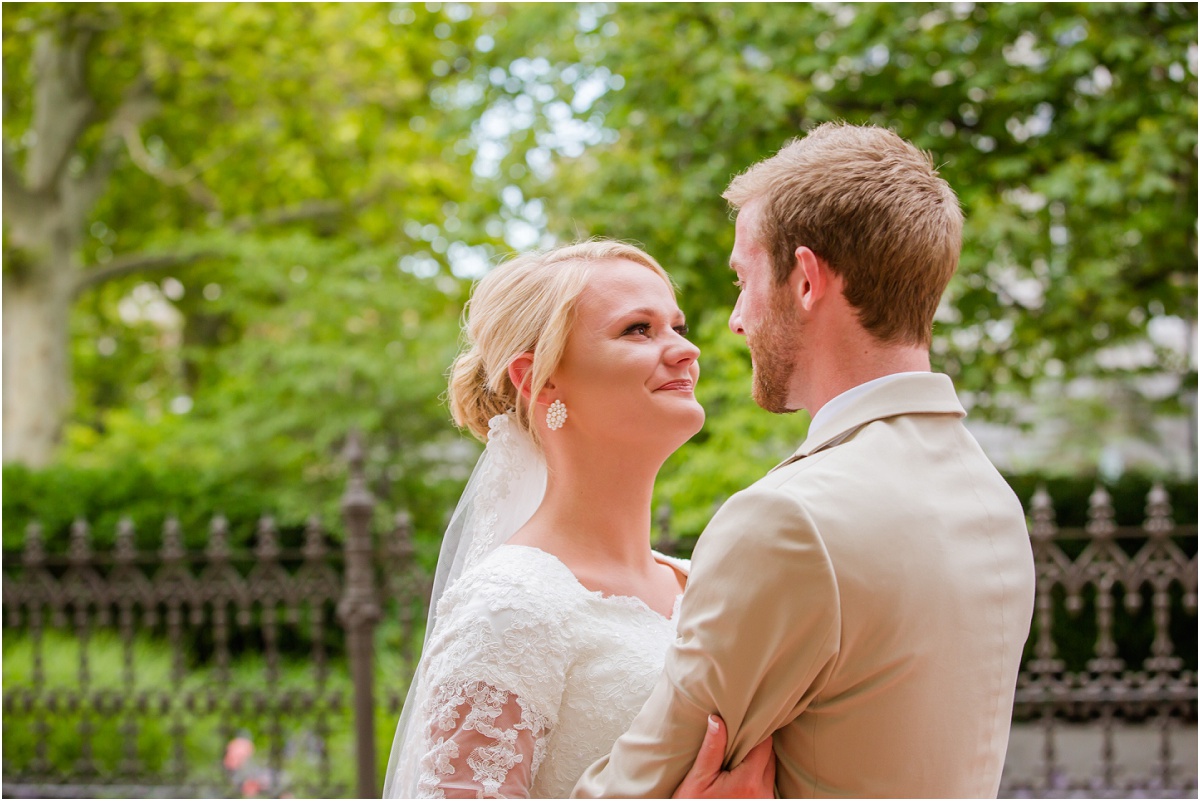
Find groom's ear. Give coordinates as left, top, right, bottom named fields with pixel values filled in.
left=791, top=246, right=831, bottom=312
left=507, top=353, right=555, bottom=405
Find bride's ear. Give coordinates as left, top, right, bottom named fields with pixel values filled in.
left=507, top=353, right=554, bottom=405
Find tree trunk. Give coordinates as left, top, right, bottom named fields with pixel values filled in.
left=2, top=268, right=75, bottom=467
left=2, top=181, right=85, bottom=467
left=1, top=25, right=155, bottom=466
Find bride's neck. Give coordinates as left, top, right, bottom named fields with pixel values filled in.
left=515, top=447, right=661, bottom=569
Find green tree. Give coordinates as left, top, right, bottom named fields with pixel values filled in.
left=56, top=232, right=475, bottom=539
left=4, top=4, right=1195, bottom=545
left=464, top=2, right=1196, bottom=501
left=480, top=3, right=1196, bottom=387
left=3, top=2, right=494, bottom=468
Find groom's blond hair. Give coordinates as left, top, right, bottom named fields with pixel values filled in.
left=448, top=240, right=673, bottom=446
left=724, top=122, right=962, bottom=347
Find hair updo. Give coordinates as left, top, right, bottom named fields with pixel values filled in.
left=447, top=240, right=673, bottom=446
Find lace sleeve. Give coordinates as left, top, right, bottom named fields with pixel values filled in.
left=417, top=680, right=551, bottom=798
left=411, top=559, right=574, bottom=798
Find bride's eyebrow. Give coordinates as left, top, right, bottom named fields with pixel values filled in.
left=610, top=306, right=685, bottom=321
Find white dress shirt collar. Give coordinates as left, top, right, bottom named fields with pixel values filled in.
left=806, top=372, right=928, bottom=444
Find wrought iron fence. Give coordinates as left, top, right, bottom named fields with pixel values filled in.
left=2, top=446, right=1196, bottom=798
left=0, top=434, right=431, bottom=799
left=999, top=483, right=1198, bottom=797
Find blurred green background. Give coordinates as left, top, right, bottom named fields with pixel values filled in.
left=3, top=2, right=1197, bottom=794
left=4, top=2, right=1196, bottom=550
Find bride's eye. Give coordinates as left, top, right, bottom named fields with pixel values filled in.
left=674, top=324, right=690, bottom=338
left=623, top=322, right=652, bottom=337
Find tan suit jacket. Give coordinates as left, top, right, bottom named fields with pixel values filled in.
left=573, top=373, right=1035, bottom=798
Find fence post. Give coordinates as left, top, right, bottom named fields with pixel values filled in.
left=338, top=431, right=381, bottom=798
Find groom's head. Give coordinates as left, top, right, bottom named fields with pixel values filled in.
left=720, top=124, right=964, bottom=412
left=723, top=123, right=963, bottom=411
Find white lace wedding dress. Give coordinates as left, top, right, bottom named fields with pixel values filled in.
left=406, top=543, right=688, bottom=798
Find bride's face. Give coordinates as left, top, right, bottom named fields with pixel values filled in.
left=550, top=258, right=704, bottom=449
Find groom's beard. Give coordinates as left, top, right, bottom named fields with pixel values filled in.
left=747, top=289, right=803, bottom=414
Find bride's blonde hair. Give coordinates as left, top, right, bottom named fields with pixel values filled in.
left=448, top=240, right=673, bottom=446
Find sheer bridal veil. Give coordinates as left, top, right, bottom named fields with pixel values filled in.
left=382, top=413, right=547, bottom=798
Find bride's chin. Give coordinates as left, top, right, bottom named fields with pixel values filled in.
left=671, top=405, right=706, bottom=441
left=623, top=406, right=705, bottom=450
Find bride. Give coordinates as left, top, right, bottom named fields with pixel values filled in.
left=383, top=241, right=773, bottom=798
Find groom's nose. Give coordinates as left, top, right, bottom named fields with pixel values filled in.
left=729, top=297, right=746, bottom=337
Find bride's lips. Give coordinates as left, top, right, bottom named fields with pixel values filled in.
left=655, top=379, right=694, bottom=392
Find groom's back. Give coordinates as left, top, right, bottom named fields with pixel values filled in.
left=571, top=374, right=1035, bottom=799
left=762, top=406, right=1034, bottom=797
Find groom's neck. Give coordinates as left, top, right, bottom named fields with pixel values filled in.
left=794, top=338, right=932, bottom=418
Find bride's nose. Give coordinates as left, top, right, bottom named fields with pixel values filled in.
left=665, top=333, right=700, bottom=366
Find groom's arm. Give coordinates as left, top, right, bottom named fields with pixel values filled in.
left=572, top=487, right=841, bottom=798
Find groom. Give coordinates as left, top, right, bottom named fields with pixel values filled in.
left=573, top=123, right=1036, bottom=797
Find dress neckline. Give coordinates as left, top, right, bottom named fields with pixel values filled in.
left=497, top=544, right=685, bottom=622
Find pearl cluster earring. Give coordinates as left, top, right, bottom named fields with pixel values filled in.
left=546, top=399, right=568, bottom=430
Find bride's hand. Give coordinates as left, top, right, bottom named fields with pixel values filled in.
left=672, top=714, right=776, bottom=798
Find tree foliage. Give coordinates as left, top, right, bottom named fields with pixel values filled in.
left=3, top=3, right=1195, bottom=544
left=461, top=2, right=1197, bottom=513
left=475, top=3, right=1196, bottom=395
left=4, top=3, right=503, bottom=534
